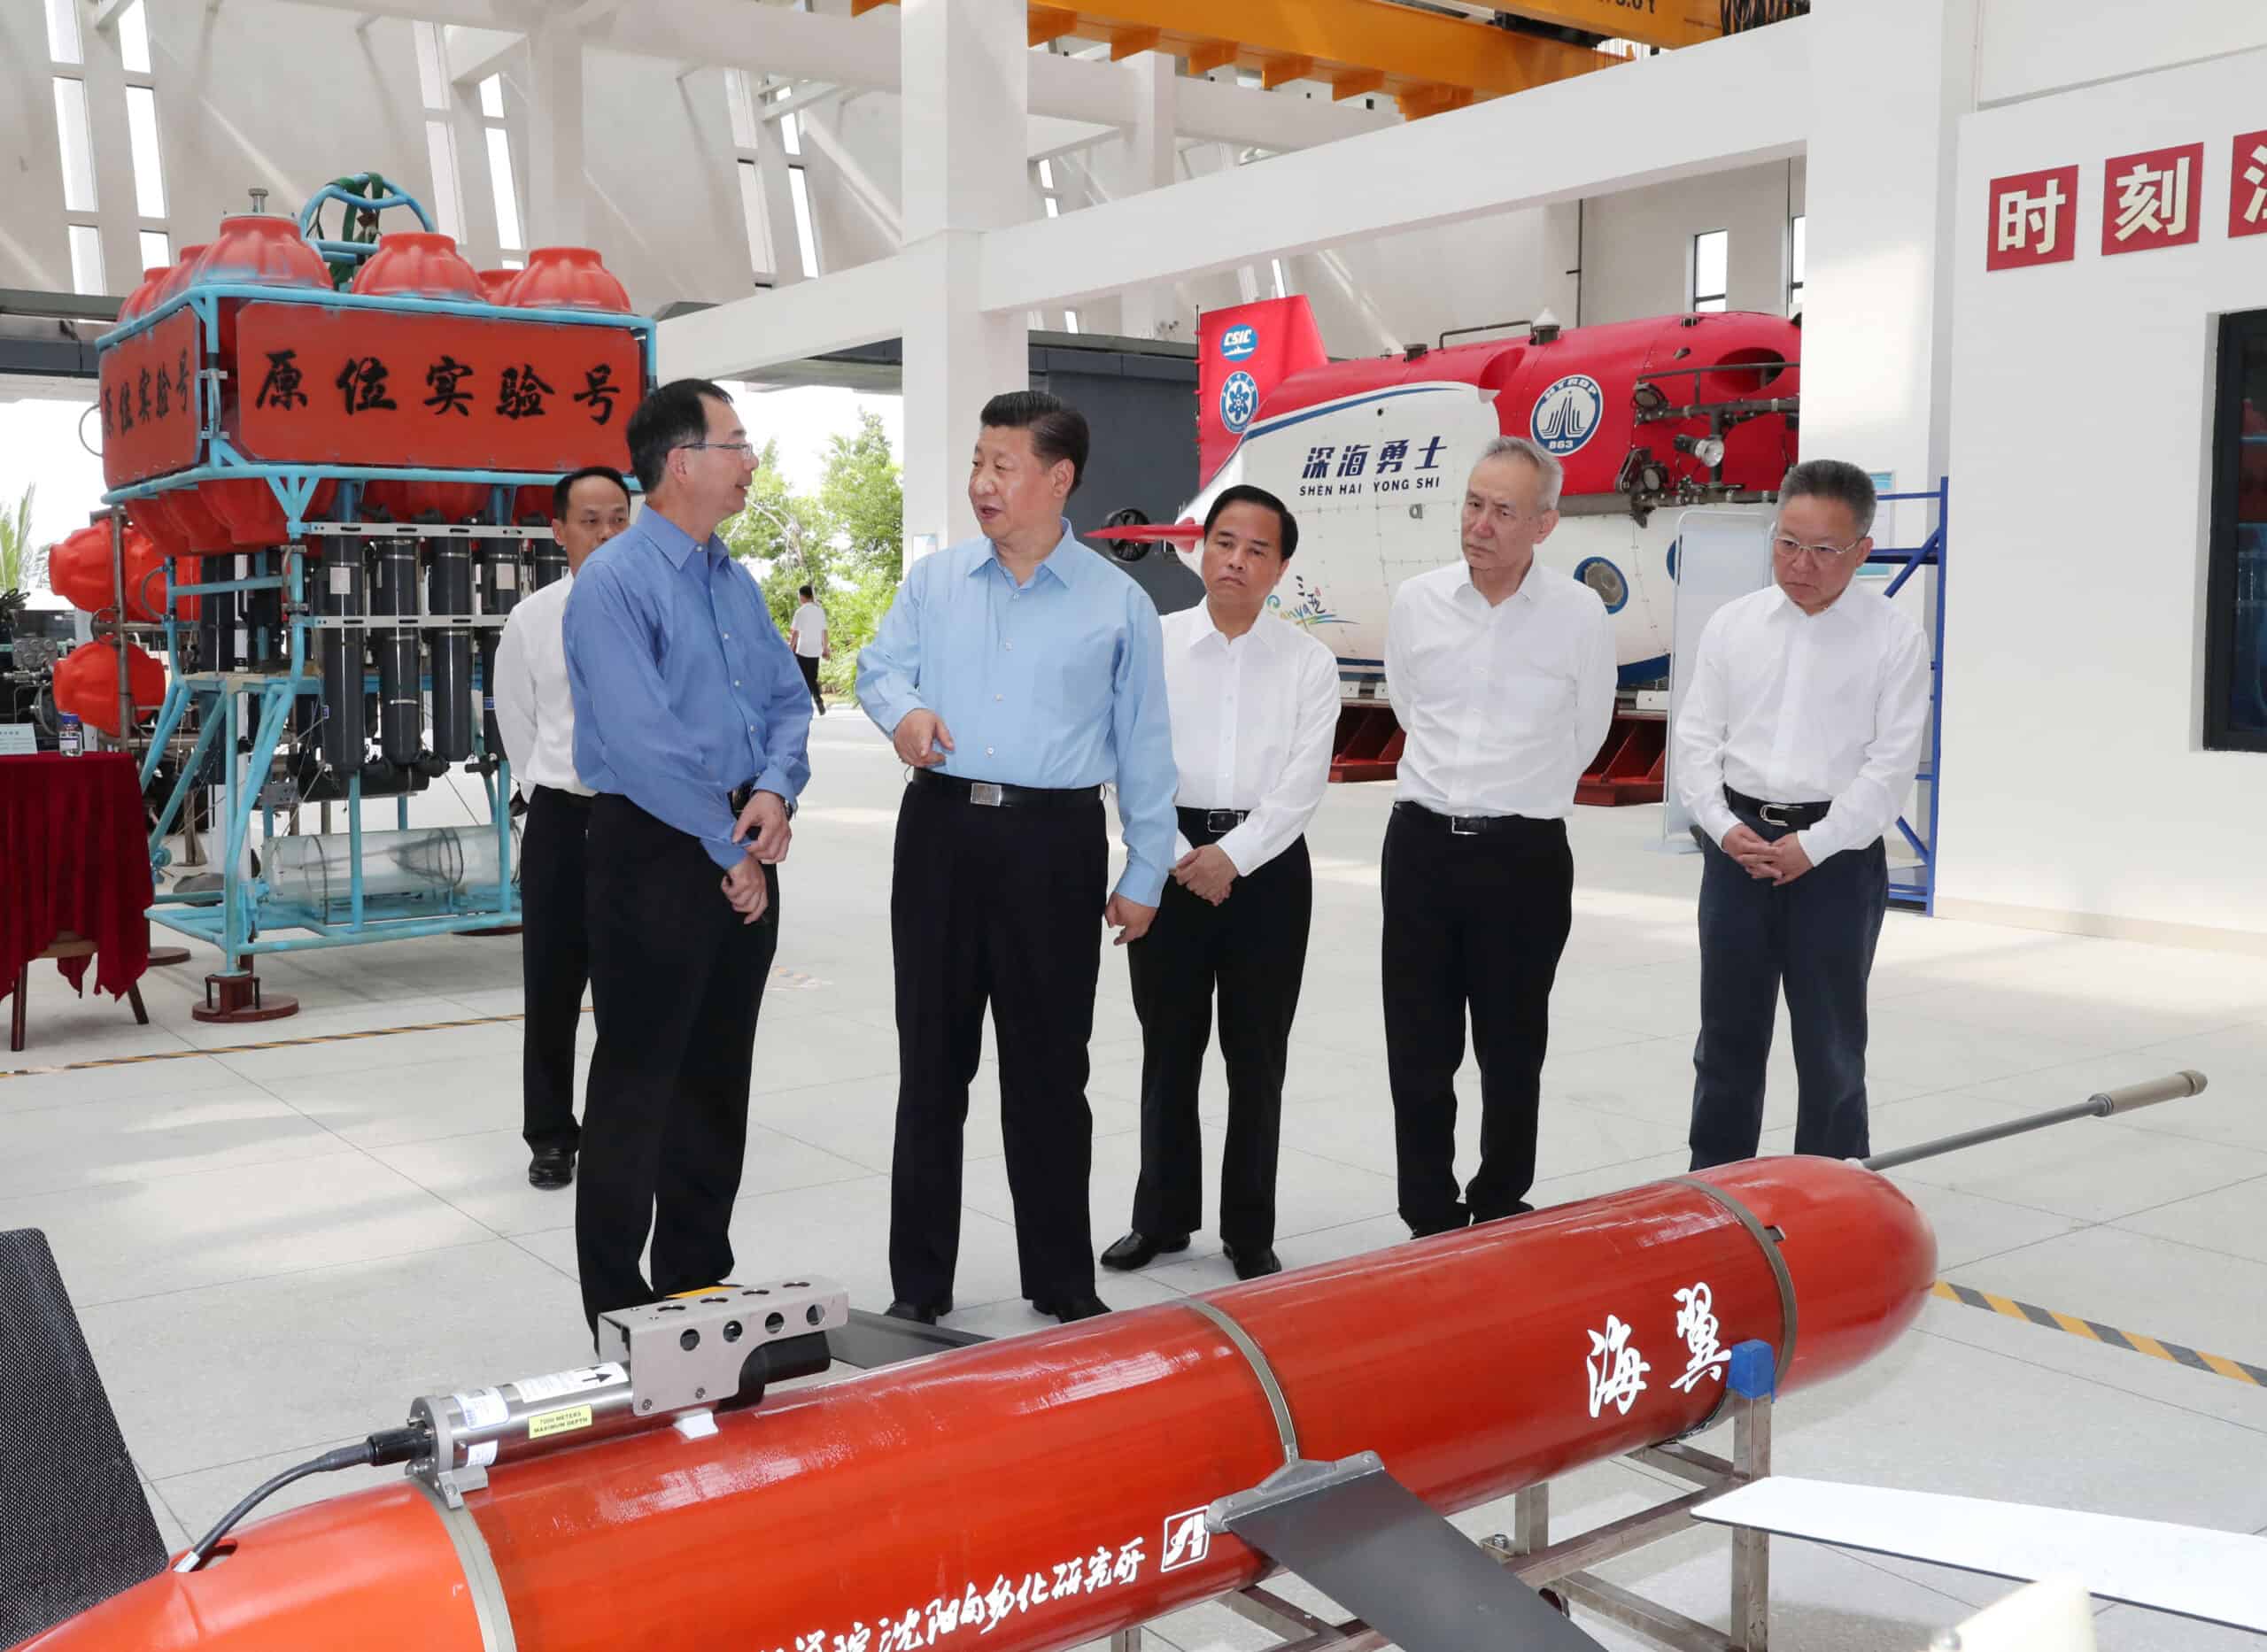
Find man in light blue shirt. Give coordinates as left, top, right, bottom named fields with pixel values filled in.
left=858, top=390, right=1175, bottom=1326
left=564, top=377, right=812, bottom=1335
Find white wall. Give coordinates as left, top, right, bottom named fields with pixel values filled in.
left=150, top=0, right=430, bottom=268
left=0, top=0, right=74, bottom=290
left=1939, top=43, right=2267, bottom=946
left=1578, top=158, right=1804, bottom=325
left=1977, top=0, right=2267, bottom=107
left=566, top=53, right=747, bottom=313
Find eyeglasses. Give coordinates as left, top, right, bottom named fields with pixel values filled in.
left=1771, top=532, right=1863, bottom=562
left=679, top=440, right=757, bottom=457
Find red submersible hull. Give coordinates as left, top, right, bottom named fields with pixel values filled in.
left=19, top=1156, right=1935, bottom=1652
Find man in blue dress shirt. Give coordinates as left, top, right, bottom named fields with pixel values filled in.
left=858, top=390, right=1176, bottom=1326
left=564, top=378, right=813, bottom=1333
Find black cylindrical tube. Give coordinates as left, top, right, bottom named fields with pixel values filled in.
left=427, top=538, right=475, bottom=762
left=318, top=552, right=368, bottom=776
left=245, top=552, right=283, bottom=668
left=530, top=511, right=568, bottom=591
left=477, top=539, right=523, bottom=760
left=370, top=538, right=422, bottom=768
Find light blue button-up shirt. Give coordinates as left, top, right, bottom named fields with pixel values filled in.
left=857, top=522, right=1177, bottom=906
left=565, top=510, right=811, bottom=871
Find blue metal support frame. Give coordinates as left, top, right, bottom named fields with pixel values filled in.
left=1862, top=479, right=1948, bottom=915
left=95, top=186, right=646, bottom=976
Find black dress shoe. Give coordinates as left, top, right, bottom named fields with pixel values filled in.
left=528, top=1147, right=575, bottom=1190
left=1223, top=1244, right=1282, bottom=1280
left=1031, top=1293, right=1110, bottom=1324
left=885, top=1299, right=946, bottom=1324
left=1098, top=1230, right=1190, bottom=1271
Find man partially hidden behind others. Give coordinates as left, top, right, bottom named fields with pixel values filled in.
left=492, top=465, right=631, bottom=1191
left=1673, top=459, right=1930, bottom=1169
left=564, top=379, right=813, bottom=1334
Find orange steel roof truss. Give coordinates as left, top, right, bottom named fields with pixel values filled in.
left=852, top=2, right=1720, bottom=120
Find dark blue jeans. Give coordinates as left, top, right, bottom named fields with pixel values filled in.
left=1689, top=810, right=1886, bottom=1170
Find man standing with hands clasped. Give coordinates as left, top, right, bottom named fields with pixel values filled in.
left=1674, top=459, right=1930, bottom=1169
left=1381, top=435, right=1615, bottom=1240
left=1101, top=485, right=1337, bottom=1283
left=564, top=379, right=813, bottom=1335
left=858, top=390, right=1176, bottom=1327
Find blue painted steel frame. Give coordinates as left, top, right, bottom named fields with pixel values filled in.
left=96, top=189, right=642, bottom=972
left=1861, top=479, right=1948, bottom=916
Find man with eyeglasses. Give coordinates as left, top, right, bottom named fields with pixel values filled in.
left=1672, top=459, right=1930, bottom=1170
left=1381, top=436, right=1616, bottom=1240
left=562, top=378, right=813, bottom=1335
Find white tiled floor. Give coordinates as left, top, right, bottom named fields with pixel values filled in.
left=8, top=708, right=2267, bottom=1650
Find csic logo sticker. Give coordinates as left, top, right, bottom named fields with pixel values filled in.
left=1531, top=374, right=1605, bottom=458
left=1219, top=323, right=1259, bottom=361
left=1219, top=370, right=1259, bottom=435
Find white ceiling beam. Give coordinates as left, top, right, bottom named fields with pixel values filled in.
left=90, top=0, right=138, bottom=29
left=657, top=251, right=915, bottom=382
left=979, top=21, right=1814, bottom=313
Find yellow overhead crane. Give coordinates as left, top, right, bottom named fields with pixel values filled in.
left=847, top=0, right=1722, bottom=120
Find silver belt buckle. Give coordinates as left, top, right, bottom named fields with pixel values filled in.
left=1758, top=801, right=1791, bottom=827
left=969, top=782, right=1004, bottom=807
left=1206, top=809, right=1240, bottom=834
left=1449, top=814, right=1480, bottom=837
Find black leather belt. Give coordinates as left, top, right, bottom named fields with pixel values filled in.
left=912, top=768, right=1102, bottom=809
left=533, top=785, right=592, bottom=809
left=1393, top=801, right=1559, bottom=838
left=727, top=781, right=762, bottom=814
left=1725, top=786, right=1831, bottom=830
left=1178, top=805, right=1250, bottom=838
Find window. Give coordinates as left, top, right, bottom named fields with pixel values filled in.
left=119, top=0, right=151, bottom=73
left=1788, top=213, right=1806, bottom=317
left=478, top=76, right=521, bottom=253
left=1063, top=310, right=1080, bottom=334
left=1033, top=154, right=1065, bottom=221
left=1692, top=229, right=1728, bottom=313
left=412, top=23, right=463, bottom=241
left=125, top=87, right=166, bottom=218
left=44, top=0, right=81, bottom=63
left=1271, top=258, right=1289, bottom=299
left=736, top=158, right=770, bottom=277
left=139, top=228, right=170, bottom=269
left=68, top=224, right=104, bottom=295
left=785, top=166, right=819, bottom=279
left=52, top=77, right=97, bottom=211
left=2204, top=309, right=2267, bottom=750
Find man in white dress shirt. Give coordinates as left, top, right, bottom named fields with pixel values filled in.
left=492, top=466, right=633, bottom=1189
left=1673, top=459, right=1930, bottom=1168
left=1101, top=486, right=1338, bottom=1281
left=1381, top=436, right=1615, bottom=1238
left=788, top=583, right=829, bottom=716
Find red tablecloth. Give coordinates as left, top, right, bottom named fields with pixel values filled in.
left=0, top=753, right=153, bottom=1003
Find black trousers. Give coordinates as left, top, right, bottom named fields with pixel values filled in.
left=1126, top=819, right=1311, bottom=1250
left=520, top=786, right=591, bottom=1154
left=576, top=793, right=778, bottom=1332
left=1381, top=804, right=1574, bottom=1233
left=1689, top=808, right=1886, bottom=1170
left=795, top=654, right=824, bottom=709
left=888, top=779, right=1105, bottom=1309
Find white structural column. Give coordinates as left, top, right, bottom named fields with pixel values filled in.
left=1796, top=0, right=1978, bottom=540
left=898, top=0, right=1029, bottom=557
left=1112, top=54, right=1178, bottom=340
left=522, top=22, right=587, bottom=248
left=751, top=92, right=802, bottom=287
